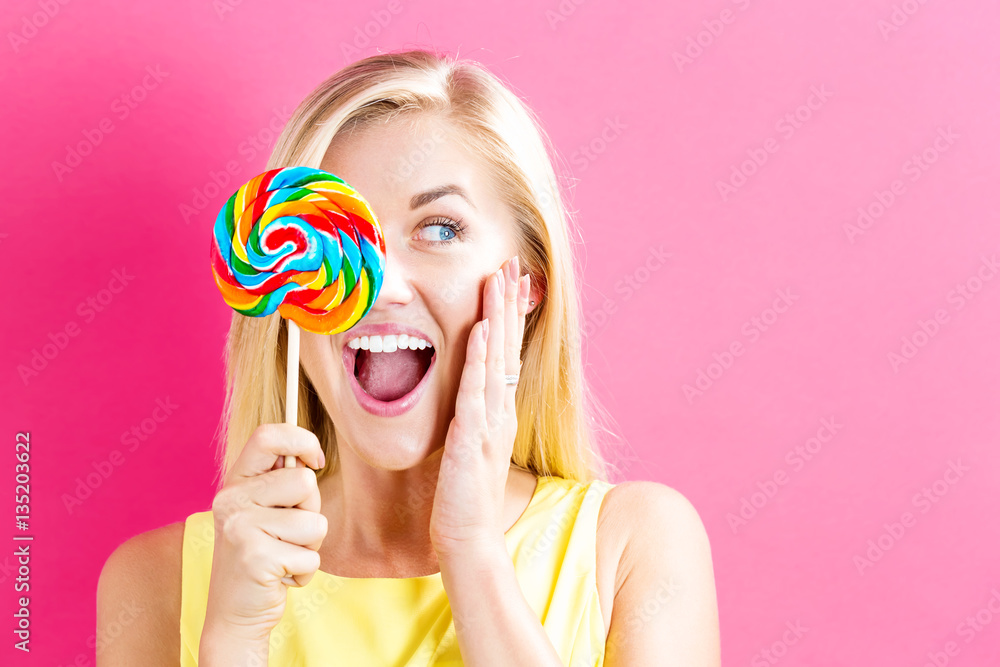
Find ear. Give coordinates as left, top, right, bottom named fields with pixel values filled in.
left=526, top=273, right=545, bottom=315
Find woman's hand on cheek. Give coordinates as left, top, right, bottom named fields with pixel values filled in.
left=429, top=255, right=530, bottom=560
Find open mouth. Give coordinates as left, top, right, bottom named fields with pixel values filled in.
left=342, top=334, right=436, bottom=416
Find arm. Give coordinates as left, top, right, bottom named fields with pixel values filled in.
left=431, top=262, right=562, bottom=664
left=439, top=545, right=564, bottom=666
left=603, top=481, right=721, bottom=665
left=96, top=523, right=183, bottom=666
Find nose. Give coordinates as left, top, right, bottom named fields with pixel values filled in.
left=369, top=240, right=414, bottom=310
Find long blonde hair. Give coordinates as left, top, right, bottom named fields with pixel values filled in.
left=214, top=49, right=620, bottom=489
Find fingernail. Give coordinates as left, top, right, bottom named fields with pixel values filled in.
left=510, top=256, right=519, bottom=285
left=496, top=269, right=505, bottom=296
left=519, top=274, right=529, bottom=301
left=481, top=318, right=489, bottom=342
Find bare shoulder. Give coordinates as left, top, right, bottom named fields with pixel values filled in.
left=601, top=480, right=713, bottom=571
left=96, top=520, right=185, bottom=666
left=597, top=480, right=720, bottom=666
left=596, top=481, right=703, bottom=612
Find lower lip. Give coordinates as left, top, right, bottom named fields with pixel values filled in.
left=342, top=344, right=436, bottom=417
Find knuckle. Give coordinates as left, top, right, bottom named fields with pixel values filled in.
left=212, top=486, right=245, bottom=516
left=228, top=489, right=252, bottom=513
left=305, top=428, right=322, bottom=451
left=246, top=474, right=269, bottom=498
left=292, top=425, right=315, bottom=452
left=296, top=467, right=318, bottom=490
left=211, top=487, right=230, bottom=514
left=252, top=422, right=278, bottom=445
left=239, top=541, right=267, bottom=575
left=312, top=513, right=329, bottom=538
left=218, top=509, right=246, bottom=546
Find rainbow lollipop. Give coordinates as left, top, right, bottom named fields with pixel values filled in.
left=210, top=166, right=385, bottom=466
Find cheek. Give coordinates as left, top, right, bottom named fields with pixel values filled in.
left=434, top=264, right=480, bottom=310
left=439, top=271, right=486, bottom=325
left=426, top=271, right=485, bottom=364
left=416, top=262, right=481, bottom=325
left=299, top=333, right=338, bottom=385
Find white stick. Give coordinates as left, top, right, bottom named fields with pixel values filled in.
left=284, top=320, right=300, bottom=469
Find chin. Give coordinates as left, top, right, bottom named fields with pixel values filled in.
left=337, top=416, right=444, bottom=471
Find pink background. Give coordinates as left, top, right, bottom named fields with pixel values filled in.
left=3, top=0, right=999, bottom=664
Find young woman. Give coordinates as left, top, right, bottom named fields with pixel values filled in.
left=97, top=49, right=720, bottom=666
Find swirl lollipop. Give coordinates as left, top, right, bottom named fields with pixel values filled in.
left=210, top=166, right=385, bottom=466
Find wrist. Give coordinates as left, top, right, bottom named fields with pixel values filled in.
left=436, top=538, right=511, bottom=576
left=199, top=617, right=272, bottom=666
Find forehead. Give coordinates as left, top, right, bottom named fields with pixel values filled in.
left=319, top=113, right=504, bottom=219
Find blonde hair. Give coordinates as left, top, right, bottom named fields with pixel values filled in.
left=214, top=49, right=621, bottom=489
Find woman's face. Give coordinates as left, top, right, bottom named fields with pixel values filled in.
left=300, top=113, right=532, bottom=470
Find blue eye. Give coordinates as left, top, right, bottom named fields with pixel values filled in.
left=417, top=217, right=466, bottom=245
left=426, top=224, right=456, bottom=241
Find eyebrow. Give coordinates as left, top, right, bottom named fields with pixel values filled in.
left=409, top=185, right=477, bottom=211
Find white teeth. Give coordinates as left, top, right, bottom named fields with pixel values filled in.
left=348, top=333, right=433, bottom=353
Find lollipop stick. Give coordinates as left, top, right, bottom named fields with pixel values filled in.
left=284, top=320, right=300, bottom=469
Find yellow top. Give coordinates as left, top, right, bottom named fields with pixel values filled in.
left=180, top=475, right=615, bottom=666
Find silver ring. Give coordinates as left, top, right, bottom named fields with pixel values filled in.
left=504, top=374, right=519, bottom=385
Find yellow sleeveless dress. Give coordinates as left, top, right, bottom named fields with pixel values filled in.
left=180, top=475, right=615, bottom=666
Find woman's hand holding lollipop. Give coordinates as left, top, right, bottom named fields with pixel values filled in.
left=200, top=425, right=327, bottom=664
